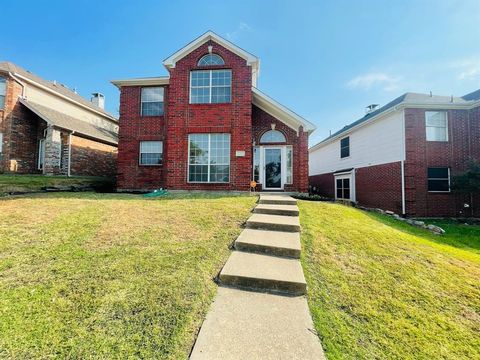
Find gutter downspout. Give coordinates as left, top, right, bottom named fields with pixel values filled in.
left=67, top=131, right=74, bottom=177
left=9, top=72, right=26, bottom=98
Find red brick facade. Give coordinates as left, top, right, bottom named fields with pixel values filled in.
left=116, top=39, right=311, bottom=192
left=310, top=105, right=479, bottom=217
left=404, top=108, right=479, bottom=217
left=0, top=73, right=117, bottom=177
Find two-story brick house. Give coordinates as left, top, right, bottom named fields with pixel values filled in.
left=0, top=62, right=118, bottom=177
left=309, top=90, right=480, bottom=217
left=112, top=31, right=315, bottom=192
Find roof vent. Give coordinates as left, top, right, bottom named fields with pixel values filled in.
left=365, top=104, right=379, bottom=114
left=91, top=92, right=105, bottom=109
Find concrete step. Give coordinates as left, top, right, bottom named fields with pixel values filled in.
left=235, top=228, right=301, bottom=258
left=254, top=204, right=299, bottom=216
left=219, top=251, right=307, bottom=295
left=190, top=287, right=326, bottom=360
left=246, top=213, right=300, bottom=232
left=259, top=194, right=297, bottom=206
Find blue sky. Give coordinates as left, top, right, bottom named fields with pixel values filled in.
left=1, top=0, right=479, bottom=145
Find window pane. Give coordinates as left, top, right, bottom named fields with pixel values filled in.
left=428, top=180, right=449, bottom=192
left=428, top=167, right=449, bottom=179
left=336, top=179, right=342, bottom=189
left=210, top=165, right=230, bottom=182
left=336, top=188, right=343, bottom=198
left=139, top=141, right=163, bottom=165
left=253, top=147, right=260, bottom=182
left=212, top=70, right=231, bottom=86
left=426, top=127, right=447, bottom=141
left=0, top=95, right=4, bottom=109
left=211, top=86, right=231, bottom=103
left=426, top=111, right=446, bottom=127
left=190, top=87, right=210, bottom=104
left=343, top=188, right=350, bottom=200
left=189, top=134, right=209, bottom=164
left=260, top=130, right=286, bottom=143
left=189, top=165, right=209, bottom=182
left=341, top=146, right=350, bottom=158
left=191, top=71, right=210, bottom=86
left=198, top=54, right=225, bottom=66
left=141, top=87, right=164, bottom=102
left=286, top=147, right=293, bottom=184
left=343, top=178, right=350, bottom=188
left=141, top=102, right=164, bottom=116
left=340, top=137, right=349, bottom=147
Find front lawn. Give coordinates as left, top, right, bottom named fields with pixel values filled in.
left=299, top=201, right=480, bottom=360
left=0, top=192, right=256, bottom=359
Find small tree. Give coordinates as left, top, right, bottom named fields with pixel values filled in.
left=451, top=160, right=480, bottom=216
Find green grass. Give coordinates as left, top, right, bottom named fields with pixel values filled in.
left=299, top=201, right=480, bottom=360
left=0, top=192, right=256, bottom=359
left=0, top=174, right=113, bottom=195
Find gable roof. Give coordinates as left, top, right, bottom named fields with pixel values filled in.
left=310, top=89, right=480, bottom=151
left=163, top=31, right=260, bottom=85
left=0, top=62, right=117, bottom=122
left=252, top=87, right=316, bottom=134
left=19, top=99, right=118, bottom=145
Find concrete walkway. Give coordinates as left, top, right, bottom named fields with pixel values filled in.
left=190, top=194, right=326, bottom=360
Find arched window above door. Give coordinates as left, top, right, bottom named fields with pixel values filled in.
left=198, top=54, right=225, bottom=66
left=260, top=130, right=286, bottom=143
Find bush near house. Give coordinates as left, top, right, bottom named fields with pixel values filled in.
left=300, top=201, right=480, bottom=360
left=0, top=192, right=255, bottom=359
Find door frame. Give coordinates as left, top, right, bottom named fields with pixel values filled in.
left=38, top=138, right=45, bottom=171
left=261, top=145, right=287, bottom=190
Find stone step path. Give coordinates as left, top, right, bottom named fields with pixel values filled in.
left=190, top=194, right=325, bottom=360
left=254, top=203, right=299, bottom=216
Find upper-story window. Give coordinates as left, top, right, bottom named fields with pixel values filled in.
left=260, top=130, right=286, bottom=143
left=190, top=70, right=231, bottom=104
left=0, top=77, right=6, bottom=109
left=340, top=136, right=350, bottom=158
left=426, top=111, right=448, bottom=141
left=198, top=54, right=225, bottom=66
left=141, top=87, right=164, bottom=116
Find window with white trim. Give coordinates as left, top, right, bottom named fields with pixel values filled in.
left=260, top=130, right=286, bottom=143
left=190, top=70, right=231, bottom=104
left=0, top=77, right=6, bottom=109
left=286, top=146, right=293, bottom=184
left=139, top=141, right=163, bottom=165
left=198, top=54, right=225, bottom=66
left=427, top=167, right=450, bottom=192
left=189, top=134, right=230, bottom=183
left=141, top=87, right=164, bottom=116
left=426, top=111, right=448, bottom=141
left=340, top=137, right=350, bottom=158
left=336, top=178, right=351, bottom=200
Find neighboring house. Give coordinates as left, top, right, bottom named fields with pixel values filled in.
left=112, top=31, right=315, bottom=192
left=309, top=90, right=480, bottom=217
left=0, top=62, right=118, bottom=177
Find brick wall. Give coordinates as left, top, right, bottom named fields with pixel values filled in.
left=355, top=162, right=403, bottom=213
left=404, top=107, right=479, bottom=217
left=309, top=173, right=335, bottom=197
left=164, top=39, right=253, bottom=191
left=309, top=162, right=402, bottom=213
left=252, top=105, right=309, bottom=192
left=70, top=135, right=117, bottom=177
left=117, top=85, right=166, bottom=190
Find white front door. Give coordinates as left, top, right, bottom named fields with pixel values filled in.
left=262, top=146, right=287, bottom=190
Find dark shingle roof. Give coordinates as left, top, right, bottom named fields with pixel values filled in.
left=0, top=61, right=116, bottom=121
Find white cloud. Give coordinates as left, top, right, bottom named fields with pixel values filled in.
left=226, top=22, right=252, bottom=40
left=449, top=56, right=480, bottom=80
left=347, top=72, right=401, bottom=91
